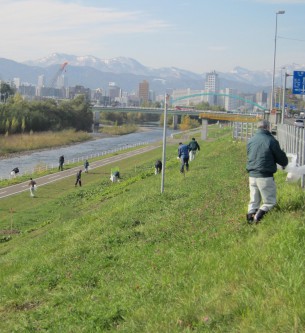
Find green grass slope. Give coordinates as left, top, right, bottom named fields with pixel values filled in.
left=0, top=129, right=305, bottom=332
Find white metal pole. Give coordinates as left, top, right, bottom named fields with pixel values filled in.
left=271, top=14, right=278, bottom=113
left=271, top=11, right=285, bottom=114
left=161, top=94, right=169, bottom=193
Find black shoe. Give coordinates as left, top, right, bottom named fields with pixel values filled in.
left=246, top=213, right=256, bottom=224
left=254, top=209, right=267, bottom=223
left=246, top=210, right=258, bottom=224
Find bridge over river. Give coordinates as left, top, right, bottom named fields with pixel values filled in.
left=92, top=106, right=263, bottom=123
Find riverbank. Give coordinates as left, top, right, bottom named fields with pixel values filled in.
left=0, top=126, right=168, bottom=180
left=0, top=130, right=92, bottom=159
left=0, top=126, right=155, bottom=160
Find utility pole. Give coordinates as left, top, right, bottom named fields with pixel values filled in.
left=161, top=94, right=169, bottom=193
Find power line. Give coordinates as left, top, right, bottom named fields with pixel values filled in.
left=278, top=35, right=305, bottom=43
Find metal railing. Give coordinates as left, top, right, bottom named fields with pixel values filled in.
left=1, top=142, right=149, bottom=181
left=276, top=124, right=305, bottom=188
left=277, top=124, right=305, bottom=166
left=232, top=122, right=255, bottom=141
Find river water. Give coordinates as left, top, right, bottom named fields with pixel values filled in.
left=0, top=126, right=176, bottom=180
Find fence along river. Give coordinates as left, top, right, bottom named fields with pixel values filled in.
left=0, top=126, right=176, bottom=180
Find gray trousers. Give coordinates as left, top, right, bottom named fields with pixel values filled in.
left=248, top=177, right=276, bottom=213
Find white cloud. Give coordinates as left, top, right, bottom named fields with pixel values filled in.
left=0, top=0, right=170, bottom=60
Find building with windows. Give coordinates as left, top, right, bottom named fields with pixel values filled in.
left=138, top=80, right=149, bottom=104
left=223, top=88, right=238, bottom=111
left=204, top=70, right=220, bottom=106
left=108, top=82, right=121, bottom=102
left=37, top=75, right=45, bottom=88
left=171, top=88, right=205, bottom=107
left=13, top=78, right=21, bottom=89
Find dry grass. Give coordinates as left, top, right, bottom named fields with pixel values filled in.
left=0, top=130, right=91, bottom=157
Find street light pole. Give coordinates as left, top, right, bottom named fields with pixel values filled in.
left=161, top=93, right=169, bottom=193
left=271, top=10, right=285, bottom=114
left=281, top=72, right=292, bottom=124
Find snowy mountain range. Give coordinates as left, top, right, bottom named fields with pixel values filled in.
left=1, top=53, right=304, bottom=94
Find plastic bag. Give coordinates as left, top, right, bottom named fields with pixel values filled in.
left=283, top=153, right=305, bottom=183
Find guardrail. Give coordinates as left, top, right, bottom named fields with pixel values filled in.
left=273, top=124, right=305, bottom=188
left=232, top=122, right=255, bottom=140
left=277, top=124, right=305, bottom=166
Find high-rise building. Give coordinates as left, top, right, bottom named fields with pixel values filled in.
left=37, top=75, right=45, bottom=88
left=13, top=77, right=21, bottom=89
left=172, top=88, right=204, bottom=106
left=204, top=70, right=219, bottom=106
left=138, top=80, right=149, bottom=103
left=256, top=91, right=267, bottom=104
left=224, top=88, right=238, bottom=111
left=108, top=82, right=121, bottom=101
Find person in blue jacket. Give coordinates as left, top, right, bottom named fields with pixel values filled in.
left=246, top=120, right=288, bottom=224
left=178, top=142, right=190, bottom=173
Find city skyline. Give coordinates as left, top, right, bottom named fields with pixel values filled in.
left=1, top=0, right=305, bottom=74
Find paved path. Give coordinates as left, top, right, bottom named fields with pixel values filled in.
left=0, top=145, right=160, bottom=199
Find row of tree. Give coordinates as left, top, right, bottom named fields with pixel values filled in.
left=0, top=88, right=224, bottom=134
left=99, top=110, right=160, bottom=126
left=0, top=94, right=93, bottom=134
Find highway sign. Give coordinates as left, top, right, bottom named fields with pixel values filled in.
left=293, top=71, right=305, bottom=95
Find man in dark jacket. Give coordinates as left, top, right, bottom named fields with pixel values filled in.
left=59, top=155, right=64, bottom=171
left=178, top=142, right=190, bottom=173
left=246, top=120, right=288, bottom=223
left=188, top=137, right=200, bottom=161
left=75, top=170, right=82, bottom=187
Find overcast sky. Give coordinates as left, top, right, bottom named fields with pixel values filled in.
left=1, top=0, right=305, bottom=74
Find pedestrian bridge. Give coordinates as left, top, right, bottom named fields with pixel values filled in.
left=92, top=106, right=263, bottom=123
left=93, top=92, right=267, bottom=123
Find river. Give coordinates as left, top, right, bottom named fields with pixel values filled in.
left=0, top=126, right=176, bottom=180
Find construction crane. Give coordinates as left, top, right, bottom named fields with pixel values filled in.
left=49, top=62, right=68, bottom=88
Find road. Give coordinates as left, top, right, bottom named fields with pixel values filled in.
left=0, top=145, right=160, bottom=199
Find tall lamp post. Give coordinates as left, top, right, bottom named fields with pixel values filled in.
left=270, top=10, right=285, bottom=114
left=281, top=71, right=292, bottom=124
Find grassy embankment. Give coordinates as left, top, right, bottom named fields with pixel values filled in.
left=0, top=127, right=305, bottom=332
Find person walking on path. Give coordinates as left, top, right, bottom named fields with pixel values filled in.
left=246, top=120, right=288, bottom=224
left=28, top=178, right=37, bottom=197
left=58, top=155, right=65, bottom=171
left=75, top=170, right=82, bottom=187
left=178, top=142, right=190, bottom=174
left=84, top=160, right=89, bottom=173
left=188, top=137, right=200, bottom=161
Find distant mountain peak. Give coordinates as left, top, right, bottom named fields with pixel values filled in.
left=2, top=53, right=305, bottom=94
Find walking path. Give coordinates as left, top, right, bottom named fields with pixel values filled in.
left=0, top=145, right=160, bottom=199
